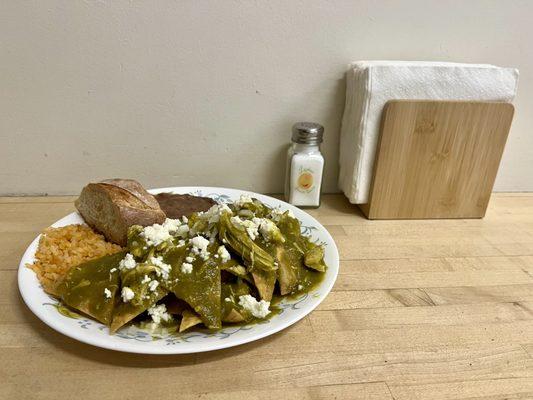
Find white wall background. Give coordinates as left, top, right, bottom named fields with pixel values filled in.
left=1, top=0, right=532, bottom=195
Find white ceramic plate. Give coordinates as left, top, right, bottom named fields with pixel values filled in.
left=18, top=187, right=339, bottom=354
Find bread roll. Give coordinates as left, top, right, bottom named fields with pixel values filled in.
left=75, top=179, right=166, bottom=245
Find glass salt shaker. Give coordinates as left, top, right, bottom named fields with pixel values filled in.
left=284, top=122, right=325, bottom=208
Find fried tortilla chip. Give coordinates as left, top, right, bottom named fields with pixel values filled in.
left=221, top=280, right=250, bottom=323
left=179, top=308, right=203, bottom=332
left=164, top=246, right=222, bottom=329
left=275, top=213, right=326, bottom=294
left=221, top=260, right=252, bottom=282
left=57, top=251, right=126, bottom=325
left=252, top=269, right=276, bottom=301
left=110, top=287, right=167, bottom=333
left=110, top=256, right=171, bottom=332
left=223, top=308, right=245, bottom=323
left=275, top=245, right=299, bottom=295
left=303, top=241, right=327, bottom=272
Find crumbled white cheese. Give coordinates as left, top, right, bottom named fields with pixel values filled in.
left=202, top=205, right=220, bottom=224
left=141, top=224, right=172, bottom=246
left=163, top=218, right=189, bottom=237
left=220, top=203, right=232, bottom=213
left=177, top=225, right=190, bottom=236
left=181, top=216, right=188, bottom=223
left=297, top=284, right=303, bottom=291
left=118, top=253, right=136, bottom=271
left=149, top=256, right=171, bottom=280
left=161, top=218, right=190, bottom=238
left=191, top=236, right=210, bottom=260
left=238, top=295, right=270, bottom=319
left=230, top=216, right=261, bottom=240
left=258, top=218, right=277, bottom=241
left=181, top=262, right=193, bottom=274
left=270, top=206, right=295, bottom=222
left=177, top=239, right=186, bottom=247
left=235, top=194, right=253, bottom=208
left=224, top=297, right=231, bottom=302
left=269, top=207, right=283, bottom=222
left=185, top=256, right=194, bottom=263
left=162, top=218, right=181, bottom=232
left=217, top=245, right=231, bottom=263
left=148, top=280, right=159, bottom=292
left=121, top=287, right=135, bottom=303
left=237, top=209, right=255, bottom=218
left=201, top=203, right=233, bottom=224
left=141, top=275, right=151, bottom=284
left=147, top=304, right=172, bottom=325
left=110, top=268, right=117, bottom=273
left=104, top=288, right=112, bottom=299
left=209, top=227, right=218, bottom=243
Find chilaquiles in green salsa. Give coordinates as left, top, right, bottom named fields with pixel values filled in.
left=38, top=192, right=327, bottom=334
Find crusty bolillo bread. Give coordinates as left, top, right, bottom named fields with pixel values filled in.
left=75, top=179, right=166, bottom=246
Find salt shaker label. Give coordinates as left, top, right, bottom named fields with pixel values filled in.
left=296, top=167, right=315, bottom=193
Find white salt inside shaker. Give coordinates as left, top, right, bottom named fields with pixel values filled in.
left=284, top=122, right=324, bottom=208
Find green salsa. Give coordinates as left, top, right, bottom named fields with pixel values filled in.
left=55, top=196, right=328, bottom=334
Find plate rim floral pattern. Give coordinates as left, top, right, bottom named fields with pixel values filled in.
left=18, top=186, right=339, bottom=354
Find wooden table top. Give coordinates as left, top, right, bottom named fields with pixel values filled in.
left=2, top=194, right=533, bottom=400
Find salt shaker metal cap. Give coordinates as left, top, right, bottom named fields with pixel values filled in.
left=291, top=122, right=324, bottom=145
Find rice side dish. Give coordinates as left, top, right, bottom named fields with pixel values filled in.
left=27, top=224, right=122, bottom=295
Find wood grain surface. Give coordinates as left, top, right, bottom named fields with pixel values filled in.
left=2, top=194, right=533, bottom=400
left=362, top=101, right=514, bottom=219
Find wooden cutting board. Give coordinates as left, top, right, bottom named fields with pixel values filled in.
left=360, top=100, right=514, bottom=219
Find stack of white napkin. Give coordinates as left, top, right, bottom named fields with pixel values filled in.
left=338, top=61, right=519, bottom=204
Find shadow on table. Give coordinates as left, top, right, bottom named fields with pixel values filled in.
left=324, top=193, right=364, bottom=217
